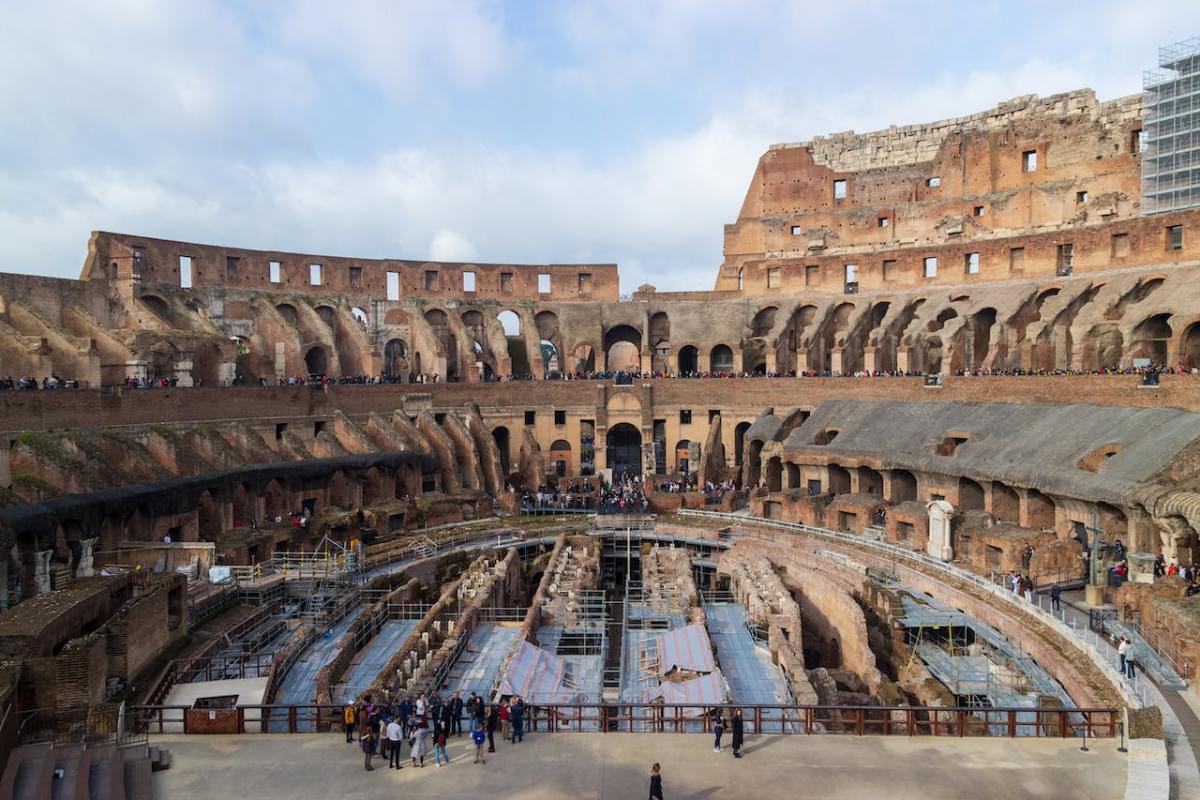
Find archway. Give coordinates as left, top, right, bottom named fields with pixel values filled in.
left=992, top=482, right=1019, bottom=523
left=710, top=344, right=734, bottom=374
left=606, top=423, right=643, bottom=479
left=678, top=345, right=699, bottom=375
left=276, top=303, right=299, bottom=326
left=828, top=464, right=851, bottom=494
left=498, top=311, right=529, bottom=377
left=1132, top=313, right=1172, bottom=365
left=315, top=305, right=337, bottom=329
left=232, top=483, right=255, bottom=527
left=1184, top=322, right=1200, bottom=368
left=540, top=340, right=560, bottom=377
left=734, top=421, right=751, bottom=466
left=649, top=312, right=671, bottom=372
left=1027, top=489, right=1056, bottom=531
left=674, top=440, right=691, bottom=474
left=197, top=490, right=223, bottom=539
left=384, top=339, right=408, bottom=376
left=424, top=309, right=459, bottom=378
left=304, top=346, right=328, bottom=377
left=492, top=427, right=511, bottom=477
left=263, top=479, right=286, bottom=521
left=550, top=439, right=572, bottom=477
left=571, top=343, right=595, bottom=374
left=890, top=469, right=917, bottom=503
left=959, top=478, right=985, bottom=511
left=604, top=325, right=642, bottom=372
left=765, top=457, right=782, bottom=492
left=859, top=467, right=883, bottom=496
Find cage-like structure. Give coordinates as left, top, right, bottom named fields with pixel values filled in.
left=1143, top=37, right=1200, bottom=214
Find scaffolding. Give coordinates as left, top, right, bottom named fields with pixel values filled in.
left=1143, top=36, right=1200, bottom=214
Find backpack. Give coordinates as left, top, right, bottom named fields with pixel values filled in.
left=472, top=729, right=486, bottom=746
left=343, top=706, right=355, bottom=725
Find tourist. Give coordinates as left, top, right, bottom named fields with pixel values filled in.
left=472, top=721, right=488, bottom=764
left=730, top=708, right=744, bottom=758
left=648, top=763, right=664, bottom=800
left=1117, top=636, right=1129, bottom=675
left=711, top=708, right=724, bottom=753
left=499, top=698, right=511, bottom=741
left=510, top=696, right=526, bottom=743
left=451, top=692, right=464, bottom=735
left=486, top=703, right=499, bottom=752
left=1125, top=640, right=1138, bottom=680
left=1050, top=583, right=1061, bottom=613
left=410, top=717, right=429, bottom=767
left=433, top=720, right=450, bottom=767
left=387, top=716, right=404, bottom=769
left=360, top=724, right=375, bottom=771
left=342, top=702, right=356, bottom=743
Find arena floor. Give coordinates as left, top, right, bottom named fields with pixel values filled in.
left=150, top=731, right=1127, bottom=799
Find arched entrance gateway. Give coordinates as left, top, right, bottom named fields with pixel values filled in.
left=606, top=423, right=643, bottom=478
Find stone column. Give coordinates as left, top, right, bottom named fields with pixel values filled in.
left=926, top=500, right=954, bottom=561
left=862, top=346, right=877, bottom=374
left=32, top=550, right=52, bottom=594
left=76, top=538, right=98, bottom=578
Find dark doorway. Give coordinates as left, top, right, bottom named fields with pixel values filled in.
left=606, top=423, right=643, bottom=479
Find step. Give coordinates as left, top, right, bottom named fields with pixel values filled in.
left=120, top=746, right=152, bottom=800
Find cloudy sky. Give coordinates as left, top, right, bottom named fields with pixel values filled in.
left=2, top=1, right=1199, bottom=292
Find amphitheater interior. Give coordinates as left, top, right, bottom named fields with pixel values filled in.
left=1, top=85, right=1199, bottom=799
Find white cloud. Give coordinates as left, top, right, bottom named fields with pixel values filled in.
left=429, top=230, right=479, bottom=262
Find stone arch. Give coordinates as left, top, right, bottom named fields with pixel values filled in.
left=958, top=477, right=985, bottom=511
left=890, top=469, right=917, bottom=503
left=765, top=456, right=782, bottom=492
left=424, top=308, right=459, bottom=378
left=606, top=422, right=643, bottom=478
left=232, top=482, right=255, bottom=526
left=275, top=303, right=299, bottom=326
left=674, top=440, right=691, bottom=474
left=550, top=439, right=572, bottom=477
left=734, top=421, right=752, bottom=466
left=197, top=489, right=223, bottom=539
left=971, top=307, right=997, bottom=367
left=492, top=426, right=511, bottom=477
left=498, top=310, right=529, bottom=377
left=1183, top=322, right=1200, bottom=368
left=304, top=345, right=329, bottom=376
left=1083, top=324, right=1124, bottom=371
left=992, top=482, right=1019, bottom=523
left=604, top=324, right=642, bottom=372
left=141, top=294, right=171, bottom=321
left=678, top=345, right=699, bottom=374
left=191, top=341, right=224, bottom=386
left=752, top=306, right=778, bottom=338
left=1027, top=489, right=1056, bottom=531
left=536, top=311, right=564, bottom=377
left=363, top=467, right=388, bottom=506
left=328, top=469, right=354, bottom=510
left=351, top=306, right=369, bottom=326
left=828, top=464, right=851, bottom=495
left=710, top=344, right=734, bottom=374
left=384, top=338, right=408, bottom=376
left=785, top=462, right=801, bottom=489
left=1131, top=313, right=1172, bottom=366
left=314, top=305, right=337, bottom=329
left=264, top=479, right=286, bottom=521
left=859, top=467, right=883, bottom=496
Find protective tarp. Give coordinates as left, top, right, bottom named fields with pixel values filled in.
left=645, top=669, right=727, bottom=708
left=498, top=640, right=571, bottom=702
left=656, top=623, right=715, bottom=676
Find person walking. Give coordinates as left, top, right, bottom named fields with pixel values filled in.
left=711, top=708, right=724, bottom=753
left=648, top=763, right=664, bottom=800
left=499, top=700, right=511, bottom=742
left=1050, top=583, right=1061, bottom=613
left=433, top=721, right=450, bottom=767
left=360, top=725, right=375, bottom=771
left=730, top=708, right=744, bottom=758
left=386, top=717, right=404, bottom=769
left=472, top=722, right=488, bottom=764
left=1126, top=640, right=1138, bottom=680
left=1118, top=636, right=1129, bottom=675
left=343, top=703, right=356, bottom=743
left=486, top=703, right=499, bottom=752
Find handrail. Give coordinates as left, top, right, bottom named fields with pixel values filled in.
left=679, top=509, right=1145, bottom=708
left=127, top=701, right=1118, bottom=738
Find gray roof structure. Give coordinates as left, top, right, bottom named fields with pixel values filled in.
left=782, top=400, right=1200, bottom=503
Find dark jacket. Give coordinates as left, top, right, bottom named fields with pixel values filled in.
left=731, top=715, right=744, bottom=747
left=649, top=774, right=663, bottom=800
left=486, top=707, right=500, bottom=732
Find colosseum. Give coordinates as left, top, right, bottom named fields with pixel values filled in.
left=1, top=66, right=1199, bottom=800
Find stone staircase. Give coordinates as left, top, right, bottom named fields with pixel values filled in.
left=0, top=741, right=169, bottom=800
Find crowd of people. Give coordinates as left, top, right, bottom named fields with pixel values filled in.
left=655, top=476, right=737, bottom=505
left=519, top=473, right=650, bottom=514
left=346, top=691, right=528, bottom=772
left=0, top=375, right=81, bottom=390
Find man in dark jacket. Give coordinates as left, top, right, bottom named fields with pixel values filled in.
left=486, top=703, right=499, bottom=752
left=731, top=708, right=745, bottom=758
left=450, top=693, right=464, bottom=735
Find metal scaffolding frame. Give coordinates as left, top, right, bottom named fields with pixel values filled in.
left=1143, top=37, right=1200, bottom=214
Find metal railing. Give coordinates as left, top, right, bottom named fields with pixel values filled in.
left=128, top=702, right=1117, bottom=738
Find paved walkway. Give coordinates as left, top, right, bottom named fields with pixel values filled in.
left=152, top=731, right=1127, bottom=800
left=1056, top=589, right=1199, bottom=799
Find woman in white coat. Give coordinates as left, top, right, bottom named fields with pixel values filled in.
left=410, top=716, right=429, bottom=768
